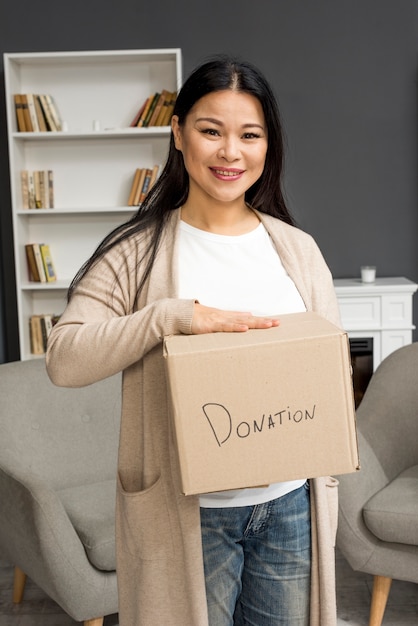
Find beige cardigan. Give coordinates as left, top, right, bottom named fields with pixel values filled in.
left=47, top=208, right=341, bottom=626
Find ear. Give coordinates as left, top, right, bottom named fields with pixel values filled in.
left=171, top=115, right=182, bottom=151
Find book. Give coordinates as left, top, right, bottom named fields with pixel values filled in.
left=127, top=168, right=143, bottom=206
left=14, top=94, right=27, bottom=131
left=142, top=92, right=161, bottom=127
left=136, top=94, right=155, bottom=127
left=21, top=170, right=29, bottom=209
left=28, top=172, right=35, bottom=209
left=20, top=94, right=33, bottom=132
left=160, top=92, right=177, bottom=126
left=38, top=94, right=58, bottom=131
left=29, top=313, right=55, bottom=353
left=32, top=243, right=47, bottom=282
left=29, top=315, right=44, bottom=355
left=155, top=90, right=174, bottom=126
left=40, top=170, right=47, bottom=209
left=40, top=314, right=54, bottom=351
left=148, top=90, right=170, bottom=127
left=33, top=170, right=42, bottom=208
left=139, top=168, right=153, bottom=203
left=26, top=94, right=40, bottom=132
left=129, top=97, right=148, bottom=127
left=45, top=94, right=62, bottom=131
left=33, top=95, right=48, bottom=132
left=21, top=170, right=54, bottom=208
left=133, top=168, right=147, bottom=205
left=48, top=170, right=54, bottom=208
left=25, top=244, right=41, bottom=281
left=39, top=244, right=56, bottom=282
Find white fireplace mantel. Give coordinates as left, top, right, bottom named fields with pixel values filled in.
left=333, top=276, right=417, bottom=370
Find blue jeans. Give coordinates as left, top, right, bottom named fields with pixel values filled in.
left=200, top=482, right=311, bottom=626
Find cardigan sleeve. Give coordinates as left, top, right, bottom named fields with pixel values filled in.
left=46, top=241, right=195, bottom=388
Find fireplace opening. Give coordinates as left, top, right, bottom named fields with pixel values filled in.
left=349, top=337, right=374, bottom=409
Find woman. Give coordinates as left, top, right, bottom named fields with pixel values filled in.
left=47, top=54, right=340, bottom=626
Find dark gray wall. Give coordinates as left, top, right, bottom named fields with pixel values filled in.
left=1, top=0, right=418, bottom=362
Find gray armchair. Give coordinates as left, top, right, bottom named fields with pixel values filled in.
left=336, top=342, right=418, bottom=626
left=0, top=358, right=121, bottom=626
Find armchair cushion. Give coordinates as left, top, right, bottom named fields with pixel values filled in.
left=363, top=465, right=418, bottom=546
left=58, top=480, right=116, bottom=571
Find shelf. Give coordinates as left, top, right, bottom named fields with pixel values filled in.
left=13, top=127, right=172, bottom=140
left=21, top=280, right=70, bottom=290
left=17, top=207, right=137, bottom=215
left=4, top=48, right=182, bottom=359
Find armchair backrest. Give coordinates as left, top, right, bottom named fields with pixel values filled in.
left=356, top=342, right=418, bottom=481
left=0, top=358, right=121, bottom=490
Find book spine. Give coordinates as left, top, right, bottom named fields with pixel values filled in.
left=139, top=168, right=153, bottom=202
left=21, top=95, right=33, bottom=132
left=129, top=97, right=148, bottom=127
left=142, top=93, right=160, bottom=127
left=38, top=94, right=57, bottom=131
left=45, top=94, right=62, bottom=131
left=28, top=172, right=36, bottom=209
left=40, top=315, right=53, bottom=351
left=133, top=169, right=146, bottom=205
left=34, top=95, right=48, bottom=132
left=33, top=171, right=42, bottom=208
left=29, top=315, right=44, bottom=355
left=127, top=168, right=142, bottom=206
left=25, top=244, right=40, bottom=281
left=14, top=94, right=27, bottom=132
left=148, top=90, right=168, bottom=127
left=39, top=243, right=57, bottom=282
left=32, top=243, right=47, bottom=282
left=21, top=170, right=29, bottom=209
left=160, top=92, right=177, bottom=126
left=136, top=94, right=154, bottom=128
left=48, top=170, right=54, bottom=208
left=38, top=171, right=46, bottom=208
left=26, top=94, right=40, bottom=132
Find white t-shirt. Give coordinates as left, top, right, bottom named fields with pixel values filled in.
left=178, top=220, right=307, bottom=508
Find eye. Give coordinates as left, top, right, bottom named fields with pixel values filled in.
left=200, top=127, right=220, bottom=137
left=242, top=132, right=262, bottom=139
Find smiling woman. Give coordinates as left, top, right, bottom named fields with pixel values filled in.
left=46, top=54, right=342, bottom=625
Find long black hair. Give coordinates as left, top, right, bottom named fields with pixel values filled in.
left=68, top=54, right=295, bottom=301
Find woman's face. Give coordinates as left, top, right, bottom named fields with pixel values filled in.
left=172, top=89, right=268, bottom=207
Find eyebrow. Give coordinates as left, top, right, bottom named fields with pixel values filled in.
left=195, top=116, right=265, bottom=130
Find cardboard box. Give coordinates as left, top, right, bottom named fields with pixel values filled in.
left=164, top=311, right=359, bottom=496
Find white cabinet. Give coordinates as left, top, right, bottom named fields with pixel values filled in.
left=4, top=49, right=182, bottom=359
left=334, top=277, right=417, bottom=370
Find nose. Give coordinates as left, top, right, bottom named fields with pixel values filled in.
left=217, top=136, right=240, bottom=161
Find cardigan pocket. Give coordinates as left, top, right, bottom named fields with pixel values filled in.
left=117, top=472, right=175, bottom=561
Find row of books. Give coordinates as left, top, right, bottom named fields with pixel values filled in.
left=29, top=313, right=61, bottom=355
left=21, top=170, right=54, bottom=209
left=14, top=93, right=62, bottom=132
left=127, top=165, right=161, bottom=206
left=25, top=243, right=57, bottom=283
left=130, top=89, right=177, bottom=128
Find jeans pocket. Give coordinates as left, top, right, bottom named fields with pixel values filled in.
left=117, top=472, right=174, bottom=561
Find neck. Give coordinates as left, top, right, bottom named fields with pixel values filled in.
left=180, top=202, right=259, bottom=235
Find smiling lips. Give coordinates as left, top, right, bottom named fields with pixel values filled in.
left=210, top=167, right=244, bottom=179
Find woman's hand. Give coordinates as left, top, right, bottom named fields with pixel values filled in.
left=191, top=303, right=280, bottom=334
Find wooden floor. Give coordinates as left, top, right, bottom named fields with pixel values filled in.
left=0, top=549, right=417, bottom=625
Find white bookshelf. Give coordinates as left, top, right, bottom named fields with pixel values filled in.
left=4, top=49, right=182, bottom=359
